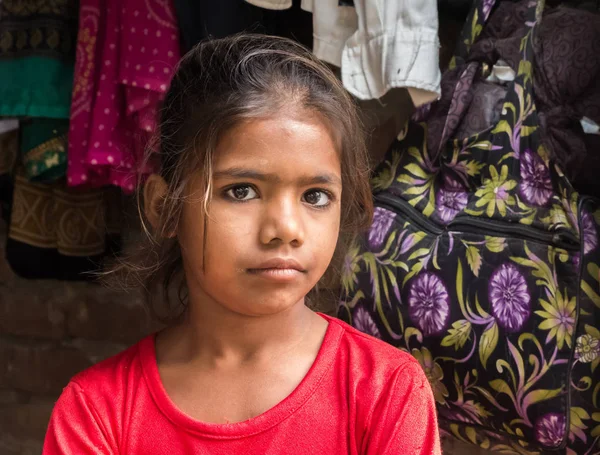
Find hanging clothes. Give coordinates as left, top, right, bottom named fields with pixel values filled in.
left=300, top=0, right=356, bottom=68
left=244, top=0, right=292, bottom=10
left=301, top=0, right=441, bottom=106
left=6, top=171, right=122, bottom=280
left=173, top=0, right=258, bottom=51
left=0, top=128, right=123, bottom=280
left=67, top=0, right=181, bottom=193
left=0, top=0, right=75, bottom=188
left=0, top=0, right=75, bottom=183
left=0, top=2, right=128, bottom=280
left=20, top=118, right=69, bottom=182
left=246, top=0, right=355, bottom=9
left=173, top=0, right=312, bottom=53
left=0, top=0, right=78, bottom=119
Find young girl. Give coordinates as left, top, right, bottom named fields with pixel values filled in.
left=43, top=34, right=441, bottom=454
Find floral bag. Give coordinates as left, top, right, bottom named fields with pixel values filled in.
left=338, top=0, right=600, bottom=453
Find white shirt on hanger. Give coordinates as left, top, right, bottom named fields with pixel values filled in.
left=303, top=0, right=441, bottom=106
left=301, top=0, right=356, bottom=68
left=244, top=0, right=441, bottom=106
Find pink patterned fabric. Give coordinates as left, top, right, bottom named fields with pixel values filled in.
left=68, top=0, right=180, bottom=193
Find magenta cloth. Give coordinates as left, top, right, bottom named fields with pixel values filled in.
left=68, top=0, right=180, bottom=193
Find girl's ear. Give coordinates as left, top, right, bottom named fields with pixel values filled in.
left=143, top=174, right=169, bottom=233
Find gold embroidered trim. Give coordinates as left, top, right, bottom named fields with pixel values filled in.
left=8, top=173, right=109, bottom=257
left=23, top=135, right=67, bottom=162
left=9, top=175, right=57, bottom=248
left=1, top=0, right=72, bottom=18
left=0, top=25, right=73, bottom=57
left=54, top=188, right=105, bottom=257
left=0, top=0, right=77, bottom=58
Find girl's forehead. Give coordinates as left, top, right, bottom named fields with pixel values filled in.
left=213, top=115, right=342, bottom=177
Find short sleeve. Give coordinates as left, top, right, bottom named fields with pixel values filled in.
left=43, top=382, right=116, bottom=455
left=364, top=360, right=442, bottom=455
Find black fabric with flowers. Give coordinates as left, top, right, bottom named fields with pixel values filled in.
left=338, top=0, right=600, bottom=453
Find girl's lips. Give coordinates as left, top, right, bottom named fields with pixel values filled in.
left=247, top=268, right=304, bottom=282
left=247, top=258, right=306, bottom=282
left=250, top=257, right=305, bottom=272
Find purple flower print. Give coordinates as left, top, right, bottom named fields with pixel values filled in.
left=368, top=207, right=396, bottom=249
left=489, top=263, right=531, bottom=332
left=535, top=413, right=566, bottom=448
left=519, top=149, right=553, bottom=206
left=482, top=0, right=495, bottom=19
left=581, top=211, right=598, bottom=255
left=408, top=273, right=450, bottom=336
left=353, top=306, right=381, bottom=338
left=436, top=176, right=468, bottom=224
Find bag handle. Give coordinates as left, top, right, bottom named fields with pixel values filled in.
left=434, top=0, right=546, bottom=159
left=435, top=0, right=578, bottom=237
left=448, top=0, right=502, bottom=71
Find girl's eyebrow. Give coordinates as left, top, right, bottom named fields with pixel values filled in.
left=213, top=167, right=342, bottom=186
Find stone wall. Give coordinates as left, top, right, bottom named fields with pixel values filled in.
left=0, top=219, right=155, bottom=453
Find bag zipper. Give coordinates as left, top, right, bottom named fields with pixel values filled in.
left=374, top=193, right=580, bottom=252
left=449, top=218, right=580, bottom=252
left=375, top=193, right=444, bottom=235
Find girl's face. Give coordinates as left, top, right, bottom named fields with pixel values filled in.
left=178, top=112, right=342, bottom=317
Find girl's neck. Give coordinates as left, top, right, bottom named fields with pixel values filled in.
left=160, top=295, right=325, bottom=367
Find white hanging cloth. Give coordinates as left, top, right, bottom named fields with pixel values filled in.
left=302, top=0, right=441, bottom=106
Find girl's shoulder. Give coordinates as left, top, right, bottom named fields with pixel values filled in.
left=321, top=314, right=419, bottom=373
left=67, top=334, right=155, bottom=401
left=45, top=335, right=159, bottom=453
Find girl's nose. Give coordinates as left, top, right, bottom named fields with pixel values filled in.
left=258, top=196, right=305, bottom=247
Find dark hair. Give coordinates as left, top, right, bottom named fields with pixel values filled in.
left=114, top=34, right=373, bottom=321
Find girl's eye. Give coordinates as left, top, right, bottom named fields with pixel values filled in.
left=303, top=190, right=331, bottom=207
left=225, top=185, right=258, bottom=201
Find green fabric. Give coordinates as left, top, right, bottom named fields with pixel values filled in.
left=20, top=118, right=69, bottom=182
left=0, top=0, right=77, bottom=118
left=0, top=56, right=73, bottom=119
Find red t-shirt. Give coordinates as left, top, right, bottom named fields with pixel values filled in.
left=43, top=315, right=441, bottom=454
